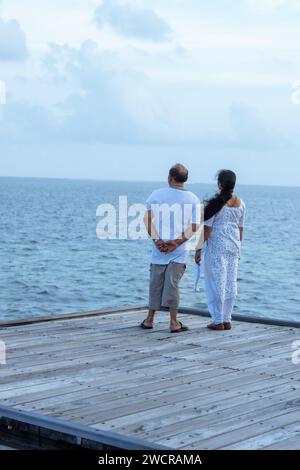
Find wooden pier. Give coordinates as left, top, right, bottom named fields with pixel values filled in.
left=0, top=306, right=300, bottom=450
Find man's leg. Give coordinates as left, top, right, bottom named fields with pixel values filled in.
left=169, top=308, right=182, bottom=331
left=143, top=265, right=166, bottom=328
left=162, top=263, right=187, bottom=332
left=143, top=309, right=156, bottom=328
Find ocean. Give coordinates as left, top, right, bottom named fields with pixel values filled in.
left=0, top=177, right=299, bottom=322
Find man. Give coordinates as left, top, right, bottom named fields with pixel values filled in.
left=142, top=164, right=201, bottom=333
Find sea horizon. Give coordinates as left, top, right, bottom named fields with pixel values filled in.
left=1, top=175, right=299, bottom=190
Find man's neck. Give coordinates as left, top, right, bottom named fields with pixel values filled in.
left=169, top=183, right=185, bottom=191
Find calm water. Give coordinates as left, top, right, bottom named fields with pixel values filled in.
left=0, top=177, right=299, bottom=322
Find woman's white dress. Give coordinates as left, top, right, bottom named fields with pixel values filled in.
left=203, top=201, right=246, bottom=324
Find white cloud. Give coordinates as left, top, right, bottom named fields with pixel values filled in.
left=244, top=0, right=300, bottom=13
left=0, top=1, right=297, bottom=152
left=94, top=0, right=172, bottom=42
left=0, top=1, right=299, bottom=185
left=0, top=40, right=161, bottom=143
left=1, top=38, right=287, bottom=151
left=0, top=17, right=28, bottom=61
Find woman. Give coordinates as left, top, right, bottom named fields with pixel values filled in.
left=195, top=170, right=245, bottom=331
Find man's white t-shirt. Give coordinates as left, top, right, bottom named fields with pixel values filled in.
left=145, top=187, right=201, bottom=265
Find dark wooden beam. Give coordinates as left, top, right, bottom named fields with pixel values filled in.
left=0, top=305, right=148, bottom=329
left=0, top=405, right=170, bottom=451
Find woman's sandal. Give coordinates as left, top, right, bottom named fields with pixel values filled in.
left=171, top=321, right=189, bottom=333
left=207, top=323, right=225, bottom=331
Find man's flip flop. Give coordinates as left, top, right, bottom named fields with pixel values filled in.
left=171, top=322, right=189, bottom=333
left=140, top=321, right=153, bottom=330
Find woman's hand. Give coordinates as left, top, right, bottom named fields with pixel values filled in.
left=195, top=249, right=201, bottom=265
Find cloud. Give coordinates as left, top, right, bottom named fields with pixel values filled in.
left=228, top=102, right=281, bottom=149
left=0, top=41, right=162, bottom=144
left=0, top=18, right=28, bottom=61
left=0, top=41, right=287, bottom=150
left=193, top=0, right=300, bottom=20
left=46, top=40, right=156, bottom=143
left=244, top=0, right=300, bottom=13
left=94, top=0, right=172, bottom=42
left=0, top=40, right=201, bottom=145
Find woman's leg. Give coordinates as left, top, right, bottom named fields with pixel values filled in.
left=208, top=298, right=223, bottom=325
left=223, top=254, right=239, bottom=323
left=204, top=249, right=227, bottom=325
left=223, top=297, right=235, bottom=323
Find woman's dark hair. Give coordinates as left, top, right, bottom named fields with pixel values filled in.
left=204, top=170, right=237, bottom=221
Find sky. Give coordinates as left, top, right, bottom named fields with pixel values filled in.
left=0, top=0, right=300, bottom=185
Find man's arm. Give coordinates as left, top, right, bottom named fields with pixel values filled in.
left=143, top=210, right=167, bottom=252
left=144, top=210, right=158, bottom=239
left=164, top=223, right=201, bottom=253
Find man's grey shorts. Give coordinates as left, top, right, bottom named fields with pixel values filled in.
left=149, top=262, right=186, bottom=311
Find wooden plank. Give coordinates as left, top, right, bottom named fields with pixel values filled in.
left=0, top=312, right=283, bottom=344
left=14, top=370, right=264, bottom=414
left=93, top=379, right=298, bottom=432
left=1, top=307, right=299, bottom=450
left=183, top=410, right=300, bottom=450
left=144, top=386, right=300, bottom=448
left=223, top=420, right=300, bottom=451
left=0, top=357, right=218, bottom=395
left=2, top=323, right=290, bottom=369
left=2, top=363, right=236, bottom=407
left=13, top=367, right=287, bottom=414
left=57, top=375, right=296, bottom=425
left=4, top=320, right=273, bottom=356
left=99, top=377, right=300, bottom=437
left=0, top=305, right=148, bottom=328
left=263, top=434, right=300, bottom=450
